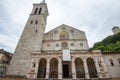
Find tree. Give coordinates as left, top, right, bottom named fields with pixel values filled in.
left=92, top=32, right=120, bottom=52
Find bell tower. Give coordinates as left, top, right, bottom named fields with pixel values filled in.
left=7, top=1, right=49, bottom=77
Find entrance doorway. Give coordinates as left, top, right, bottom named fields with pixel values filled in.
left=63, top=64, right=69, bottom=78
left=37, top=58, right=46, bottom=78
left=87, top=58, right=98, bottom=78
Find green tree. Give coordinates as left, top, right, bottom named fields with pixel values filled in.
left=92, top=32, right=120, bottom=52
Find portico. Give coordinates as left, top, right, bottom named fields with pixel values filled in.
left=28, top=51, right=109, bottom=79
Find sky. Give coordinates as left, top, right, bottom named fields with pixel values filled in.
left=0, top=0, right=120, bottom=53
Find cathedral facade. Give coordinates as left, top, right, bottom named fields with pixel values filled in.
left=7, top=1, right=120, bottom=79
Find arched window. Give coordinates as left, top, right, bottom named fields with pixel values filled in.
left=34, top=8, right=38, bottom=14
left=35, top=21, right=38, bottom=24
left=60, top=31, right=69, bottom=40
left=38, top=8, right=42, bottom=14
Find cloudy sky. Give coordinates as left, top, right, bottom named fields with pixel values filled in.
left=0, top=0, right=120, bottom=53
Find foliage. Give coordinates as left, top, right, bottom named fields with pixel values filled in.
left=92, top=32, right=120, bottom=52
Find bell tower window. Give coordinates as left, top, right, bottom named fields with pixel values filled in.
left=34, top=8, right=38, bottom=14
left=35, top=21, right=38, bottom=24
left=38, top=8, right=42, bottom=14
left=30, top=21, right=33, bottom=24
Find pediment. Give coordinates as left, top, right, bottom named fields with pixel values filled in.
left=45, top=24, right=84, bottom=35
left=43, top=24, right=86, bottom=41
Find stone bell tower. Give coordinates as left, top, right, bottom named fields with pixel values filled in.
left=7, top=1, right=49, bottom=77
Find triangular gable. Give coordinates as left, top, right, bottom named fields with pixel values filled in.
left=45, top=24, right=84, bottom=34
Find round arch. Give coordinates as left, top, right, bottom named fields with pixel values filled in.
left=49, top=58, right=58, bottom=78
left=75, top=58, right=85, bottom=78
left=37, top=58, right=47, bottom=78
left=87, top=57, right=98, bottom=78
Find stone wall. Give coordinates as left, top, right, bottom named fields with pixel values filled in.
left=102, top=52, right=120, bottom=78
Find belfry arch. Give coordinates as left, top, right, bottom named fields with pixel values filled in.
left=49, top=58, right=58, bottom=78
left=75, top=58, right=85, bottom=78
left=37, top=58, right=47, bottom=78
left=87, top=57, right=98, bottom=78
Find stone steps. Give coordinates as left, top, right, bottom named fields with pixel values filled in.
left=33, top=78, right=110, bottom=80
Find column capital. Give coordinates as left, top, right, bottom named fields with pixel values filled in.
left=58, top=57, right=62, bottom=62
left=47, top=58, right=50, bottom=63
left=94, top=58, right=98, bottom=63
left=83, top=58, right=87, bottom=63
left=72, top=58, right=75, bottom=63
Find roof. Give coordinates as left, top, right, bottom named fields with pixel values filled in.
left=45, top=24, right=85, bottom=34
left=112, top=26, right=119, bottom=30
left=0, top=49, right=13, bottom=57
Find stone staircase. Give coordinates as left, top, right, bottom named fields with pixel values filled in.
left=33, top=78, right=110, bottom=80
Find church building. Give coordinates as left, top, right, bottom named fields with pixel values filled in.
left=7, top=1, right=120, bottom=79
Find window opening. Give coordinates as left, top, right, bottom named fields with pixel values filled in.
left=71, top=43, right=74, bottom=46
left=110, top=61, right=114, bottom=66
left=61, top=42, right=68, bottom=48
left=109, top=59, right=114, bottom=66
left=34, top=8, right=38, bottom=14
left=38, top=8, right=42, bottom=14
left=35, top=21, right=38, bottom=24
left=80, top=43, right=83, bottom=46
left=56, top=44, right=59, bottom=47
left=31, top=21, right=33, bottom=24
left=35, top=29, right=38, bottom=33
left=32, top=63, right=36, bottom=67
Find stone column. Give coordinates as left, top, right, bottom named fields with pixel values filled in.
left=83, top=58, right=89, bottom=79
left=58, top=58, right=62, bottom=79
left=45, top=58, right=50, bottom=79
left=101, top=59, right=109, bottom=78
left=71, top=58, right=77, bottom=79
left=95, top=58, right=102, bottom=78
